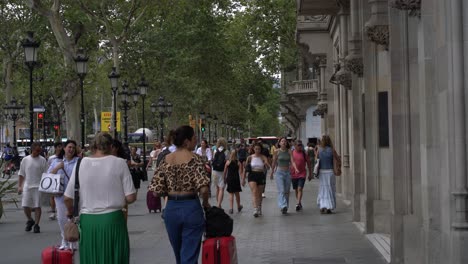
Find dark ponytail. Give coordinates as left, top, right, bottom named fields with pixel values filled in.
left=171, top=126, right=195, bottom=147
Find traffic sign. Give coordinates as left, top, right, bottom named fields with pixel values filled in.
left=101, top=112, right=121, bottom=132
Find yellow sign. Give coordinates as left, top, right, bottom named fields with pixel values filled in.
left=101, top=112, right=121, bottom=132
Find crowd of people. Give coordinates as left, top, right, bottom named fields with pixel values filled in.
left=14, top=126, right=340, bottom=264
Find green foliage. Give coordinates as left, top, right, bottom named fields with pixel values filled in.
left=0, top=0, right=297, bottom=138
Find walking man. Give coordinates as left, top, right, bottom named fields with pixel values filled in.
left=18, top=142, right=48, bottom=233
left=291, top=142, right=312, bottom=211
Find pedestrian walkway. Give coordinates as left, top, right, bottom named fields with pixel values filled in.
left=0, top=172, right=386, bottom=264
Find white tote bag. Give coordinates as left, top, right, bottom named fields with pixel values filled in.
left=38, top=173, right=64, bottom=195
left=313, top=159, right=320, bottom=178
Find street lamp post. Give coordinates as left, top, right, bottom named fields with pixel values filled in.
left=220, top=120, right=225, bottom=138
left=108, top=67, right=120, bottom=139
left=4, top=98, right=25, bottom=148
left=213, top=115, right=218, bottom=142
left=74, top=48, right=88, bottom=148
left=138, top=77, right=148, bottom=168
left=150, top=102, right=158, bottom=138
left=22, top=31, right=40, bottom=144
left=199, top=111, right=206, bottom=140
left=154, top=96, right=173, bottom=142
left=120, top=80, right=131, bottom=146
left=206, top=114, right=212, bottom=144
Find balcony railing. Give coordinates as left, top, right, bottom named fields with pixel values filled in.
left=287, top=79, right=319, bottom=95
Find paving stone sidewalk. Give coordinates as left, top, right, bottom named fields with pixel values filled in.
left=0, top=171, right=386, bottom=264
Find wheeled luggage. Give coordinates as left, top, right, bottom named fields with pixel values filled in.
left=202, top=236, right=238, bottom=264
left=146, top=190, right=162, bottom=213
left=41, top=246, right=74, bottom=264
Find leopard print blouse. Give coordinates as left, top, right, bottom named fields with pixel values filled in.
left=148, top=154, right=210, bottom=194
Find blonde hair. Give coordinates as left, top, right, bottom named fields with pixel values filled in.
left=320, top=135, right=333, bottom=148
left=216, top=137, right=227, bottom=149
left=91, top=132, right=113, bottom=154
left=229, top=149, right=238, bottom=161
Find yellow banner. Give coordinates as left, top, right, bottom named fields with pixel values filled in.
left=101, top=112, right=121, bottom=132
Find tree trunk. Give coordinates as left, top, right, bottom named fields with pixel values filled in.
left=2, top=57, right=13, bottom=101
left=27, top=0, right=81, bottom=144
left=62, top=79, right=80, bottom=142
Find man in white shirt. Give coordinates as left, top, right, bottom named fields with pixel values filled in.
left=18, top=142, right=48, bottom=233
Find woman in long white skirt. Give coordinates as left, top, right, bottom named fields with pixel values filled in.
left=316, top=135, right=337, bottom=214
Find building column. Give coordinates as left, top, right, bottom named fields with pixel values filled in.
left=346, top=0, right=364, bottom=222
left=318, top=56, right=328, bottom=133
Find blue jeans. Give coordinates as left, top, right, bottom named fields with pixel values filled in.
left=164, top=199, right=205, bottom=264
left=275, top=169, right=291, bottom=209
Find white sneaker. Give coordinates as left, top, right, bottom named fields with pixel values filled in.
left=49, top=213, right=56, bottom=220
left=253, top=208, right=259, bottom=218
left=262, top=193, right=266, bottom=198
left=58, top=242, right=68, bottom=250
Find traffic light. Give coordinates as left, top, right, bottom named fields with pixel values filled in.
left=53, top=125, right=59, bottom=131
left=37, top=113, right=44, bottom=129
left=201, top=123, right=206, bottom=132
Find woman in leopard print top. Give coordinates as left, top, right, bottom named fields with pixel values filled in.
left=148, top=125, right=210, bottom=263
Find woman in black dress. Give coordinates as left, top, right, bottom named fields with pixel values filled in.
left=223, top=150, right=245, bottom=214
left=129, top=146, right=144, bottom=193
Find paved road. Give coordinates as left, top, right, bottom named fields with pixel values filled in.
left=0, top=172, right=386, bottom=264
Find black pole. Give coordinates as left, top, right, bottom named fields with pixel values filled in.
left=159, top=112, right=164, bottom=142
left=208, top=121, right=211, bottom=144
left=29, top=66, right=34, bottom=144
left=80, top=77, right=85, bottom=148
left=142, top=95, right=146, bottom=168
left=113, top=90, right=118, bottom=139
left=13, top=120, right=17, bottom=148
left=214, top=122, right=217, bottom=141
left=123, top=103, right=129, bottom=147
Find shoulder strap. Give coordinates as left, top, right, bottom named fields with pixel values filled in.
left=73, top=158, right=83, bottom=217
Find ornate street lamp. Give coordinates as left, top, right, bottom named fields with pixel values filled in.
left=74, top=48, right=88, bottom=148
left=199, top=111, right=206, bottom=139
left=4, top=98, right=26, bottom=147
left=22, top=31, right=40, bottom=144
left=220, top=120, right=226, bottom=138
left=206, top=114, right=212, bottom=144
left=156, top=96, right=172, bottom=142
left=108, top=67, right=120, bottom=139
left=120, top=80, right=132, bottom=146
left=213, top=115, right=218, bottom=141
left=138, top=77, right=149, bottom=168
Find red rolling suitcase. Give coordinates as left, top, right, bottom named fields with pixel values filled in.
left=147, top=191, right=162, bottom=213
left=41, top=246, right=74, bottom=264
left=202, top=236, right=238, bottom=264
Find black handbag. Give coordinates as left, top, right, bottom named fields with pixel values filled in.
left=245, top=163, right=252, bottom=173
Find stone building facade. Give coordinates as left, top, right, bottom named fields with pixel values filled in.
left=280, top=0, right=468, bottom=263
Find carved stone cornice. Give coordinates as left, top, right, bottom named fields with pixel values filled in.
left=364, top=25, right=389, bottom=49
left=344, top=54, right=363, bottom=77
left=390, top=0, right=421, bottom=17
left=313, top=101, right=328, bottom=118
left=335, top=67, right=352, bottom=89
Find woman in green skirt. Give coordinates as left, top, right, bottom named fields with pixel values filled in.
left=65, top=132, right=137, bottom=264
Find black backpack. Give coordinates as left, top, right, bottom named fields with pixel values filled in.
left=212, top=149, right=226, bottom=171
left=205, top=206, right=233, bottom=238
left=237, top=147, right=247, bottom=160
left=156, top=148, right=171, bottom=168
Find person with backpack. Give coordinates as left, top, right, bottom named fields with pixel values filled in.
left=290, top=142, right=312, bottom=211
left=212, top=138, right=229, bottom=208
